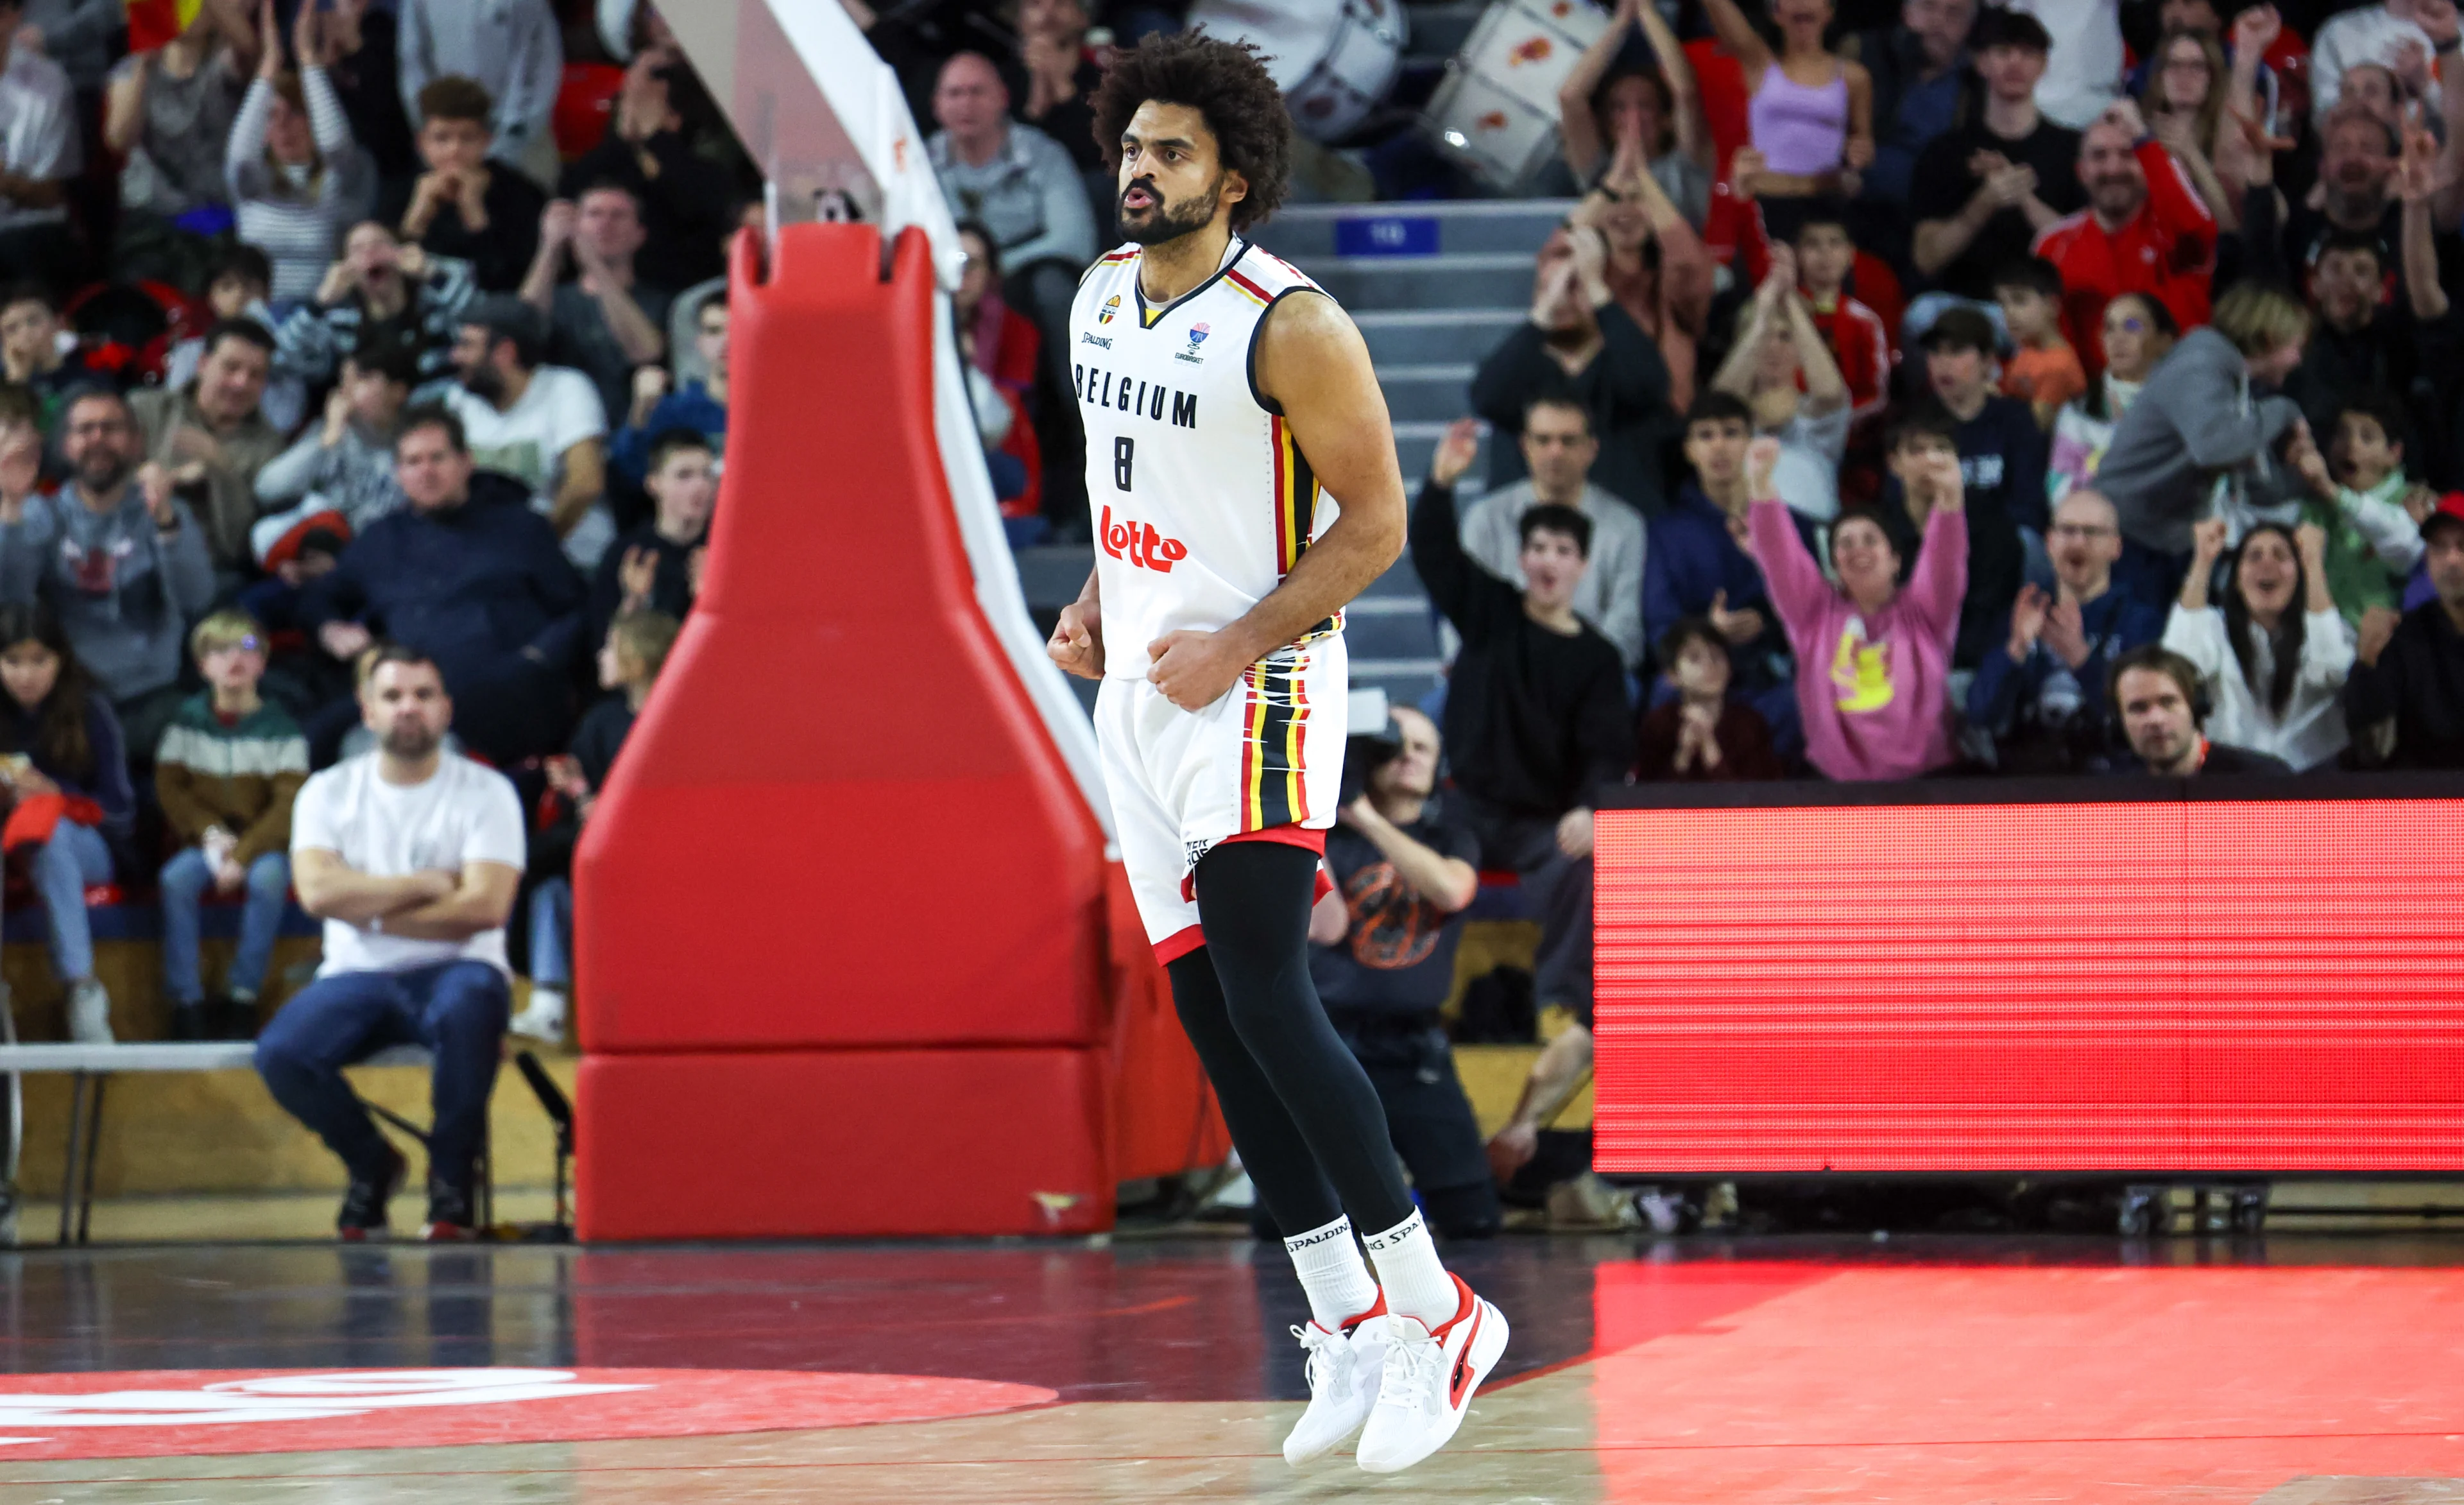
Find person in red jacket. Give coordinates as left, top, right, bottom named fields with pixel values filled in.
left=2032, top=98, right=2217, bottom=373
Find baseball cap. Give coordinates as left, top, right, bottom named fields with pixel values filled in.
left=2422, top=494, right=2464, bottom=542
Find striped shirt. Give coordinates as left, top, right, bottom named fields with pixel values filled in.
left=228, top=67, right=376, bottom=302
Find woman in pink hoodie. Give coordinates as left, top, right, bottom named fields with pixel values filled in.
left=1745, top=434, right=1969, bottom=780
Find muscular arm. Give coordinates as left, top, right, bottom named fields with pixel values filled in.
left=293, top=847, right=454, bottom=924
left=1143, top=291, right=1405, bottom=709
left=1251, top=293, right=1409, bottom=630
left=379, top=861, right=522, bottom=942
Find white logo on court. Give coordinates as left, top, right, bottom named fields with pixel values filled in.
left=0, top=1369, right=647, bottom=1434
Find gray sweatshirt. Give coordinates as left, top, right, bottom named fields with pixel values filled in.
left=2096, top=327, right=2302, bottom=557
left=0, top=488, right=215, bottom=702
left=255, top=420, right=405, bottom=535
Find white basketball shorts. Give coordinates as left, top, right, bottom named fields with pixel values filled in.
left=1095, top=635, right=1348, bottom=962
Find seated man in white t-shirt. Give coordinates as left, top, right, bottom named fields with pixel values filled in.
left=255, top=646, right=526, bottom=1243
left=440, top=295, right=614, bottom=570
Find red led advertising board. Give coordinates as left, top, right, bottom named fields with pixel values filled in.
left=1592, top=782, right=2464, bottom=1174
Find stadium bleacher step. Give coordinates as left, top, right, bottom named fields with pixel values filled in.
left=1294, top=251, right=1542, bottom=310
left=1378, top=361, right=1479, bottom=423
left=1249, top=198, right=1579, bottom=258
left=1353, top=307, right=1528, bottom=368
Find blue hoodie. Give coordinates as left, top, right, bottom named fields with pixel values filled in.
left=1643, top=482, right=1770, bottom=652
left=302, top=471, right=586, bottom=693
left=1965, top=583, right=2166, bottom=773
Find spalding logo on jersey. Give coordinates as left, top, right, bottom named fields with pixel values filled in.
left=1100, top=295, right=1121, bottom=325
left=1099, top=505, right=1186, bottom=572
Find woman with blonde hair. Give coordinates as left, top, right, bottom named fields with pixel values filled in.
left=2095, top=282, right=2311, bottom=572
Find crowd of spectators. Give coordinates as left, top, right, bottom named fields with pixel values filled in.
left=0, top=0, right=741, bottom=1160
left=1409, top=0, right=2464, bottom=798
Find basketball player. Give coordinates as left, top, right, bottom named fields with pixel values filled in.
left=1044, top=33, right=1508, bottom=1474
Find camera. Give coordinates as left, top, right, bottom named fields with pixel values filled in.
left=1339, top=714, right=1404, bottom=808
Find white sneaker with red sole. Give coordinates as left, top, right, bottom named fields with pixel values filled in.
left=1354, top=1274, right=1509, bottom=1474
left=1283, top=1294, right=1388, bottom=1466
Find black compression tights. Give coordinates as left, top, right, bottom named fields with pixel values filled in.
left=1166, top=840, right=1414, bottom=1237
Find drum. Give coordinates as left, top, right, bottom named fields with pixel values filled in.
left=1423, top=0, right=1609, bottom=189
left=1186, top=0, right=1408, bottom=143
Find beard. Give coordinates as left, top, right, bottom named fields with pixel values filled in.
left=1116, top=175, right=1221, bottom=246
left=74, top=450, right=130, bottom=495
left=381, top=721, right=443, bottom=759
left=459, top=361, right=505, bottom=404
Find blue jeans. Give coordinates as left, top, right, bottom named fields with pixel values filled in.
left=527, top=878, right=571, bottom=989
left=254, top=961, right=510, bottom=1186
left=31, top=822, right=111, bottom=981
left=159, top=848, right=291, bottom=1005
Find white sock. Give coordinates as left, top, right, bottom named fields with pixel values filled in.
left=526, top=988, right=566, bottom=1020
left=1364, top=1208, right=1459, bottom=1329
left=1283, top=1216, right=1380, bottom=1331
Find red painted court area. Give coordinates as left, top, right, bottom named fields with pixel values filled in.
left=1587, top=1261, right=2464, bottom=1502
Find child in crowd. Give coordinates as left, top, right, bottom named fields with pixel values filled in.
left=1792, top=207, right=1892, bottom=426
left=592, top=429, right=713, bottom=646
left=1994, top=257, right=2087, bottom=427
left=611, top=291, right=728, bottom=488
left=2049, top=293, right=2178, bottom=507
left=1748, top=434, right=1968, bottom=782
left=513, top=610, right=681, bottom=1045
left=0, top=285, right=109, bottom=435
left=1634, top=617, right=1783, bottom=782
left=2282, top=392, right=2428, bottom=626
left=0, top=603, right=133, bottom=1044
left=1700, top=0, right=1873, bottom=242
left=1910, top=310, right=2040, bottom=667
left=1645, top=391, right=1805, bottom=754
left=155, top=611, right=309, bottom=1041
left=1711, top=244, right=1852, bottom=520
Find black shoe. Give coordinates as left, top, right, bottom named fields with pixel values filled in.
left=212, top=993, right=261, bottom=1040
left=167, top=1003, right=209, bottom=1042
left=339, top=1145, right=408, bottom=1241
left=420, top=1177, right=477, bottom=1242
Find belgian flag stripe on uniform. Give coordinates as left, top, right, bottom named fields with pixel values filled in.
left=1240, top=655, right=1310, bottom=831
left=1271, top=415, right=1316, bottom=576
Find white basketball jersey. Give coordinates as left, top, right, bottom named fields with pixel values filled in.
left=1068, top=236, right=1343, bottom=681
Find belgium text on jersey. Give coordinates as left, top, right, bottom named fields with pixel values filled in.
left=1075, top=363, right=1199, bottom=429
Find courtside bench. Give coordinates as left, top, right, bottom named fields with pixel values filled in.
left=0, top=1040, right=574, bottom=1245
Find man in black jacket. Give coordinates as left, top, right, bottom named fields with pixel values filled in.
left=1468, top=224, right=1673, bottom=515
left=2110, top=644, right=2293, bottom=775
left=1413, top=420, right=1632, bottom=1029
left=2347, top=495, right=2464, bottom=768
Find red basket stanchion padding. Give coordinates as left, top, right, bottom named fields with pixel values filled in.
left=570, top=223, right=1195, bottom=1239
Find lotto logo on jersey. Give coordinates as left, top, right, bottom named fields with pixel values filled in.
left=1099, top=506, right=1187, bottom=573
left=1100, top=295, right=1121, bottom=325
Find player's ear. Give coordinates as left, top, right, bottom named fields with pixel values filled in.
left=1219, top=168, right=1248, bottom=209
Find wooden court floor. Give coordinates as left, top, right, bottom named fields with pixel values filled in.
left=1, top=1234, right=2463, bottom=1502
